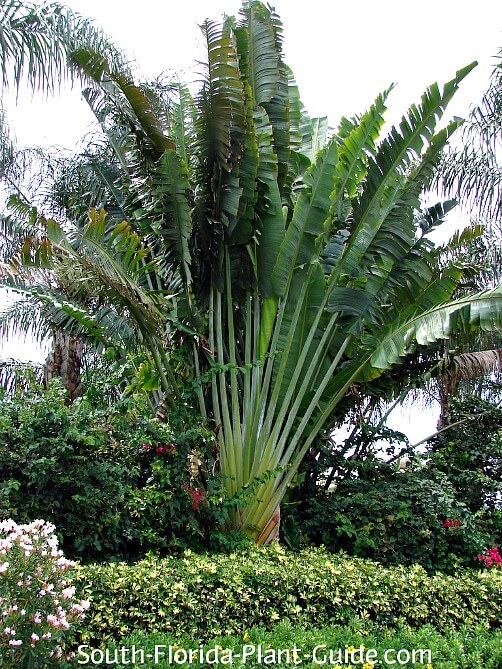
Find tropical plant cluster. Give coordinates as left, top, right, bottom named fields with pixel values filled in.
left=70, top=544, right=502, bottom=646
left=0, top=1, right=501, bottom=664
left=1, top=379, right=499, bottom=569
left=1, top=0, right=501, bottom=544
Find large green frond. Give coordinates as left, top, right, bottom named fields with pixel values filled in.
left=359, top=287, right=502, bottom=381
left=270, top=140, right=338, bottom=297
left=333, top=63, right=476, bottom=282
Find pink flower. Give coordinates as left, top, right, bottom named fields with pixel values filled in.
left=61, top=586, right=76, bottom=599
left=478, top=546, right=502, bottom=568
left=9, top=639, right=22, bottom=646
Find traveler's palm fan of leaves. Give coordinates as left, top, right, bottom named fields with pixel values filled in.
left=1, top=0, right=501, bottom=542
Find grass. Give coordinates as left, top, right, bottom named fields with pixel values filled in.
left=73, top=620, right=502, bottom=668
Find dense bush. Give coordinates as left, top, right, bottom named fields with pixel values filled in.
left=0, top=519, right=89, bottom=667
left=0, top=379, right=220, bottom=559
left=287, top=397, right=501, bottom=572
left=428, top=395, right=502, bottom=513
left=91, top=622, right=502, bottom=669
left=71, top=545, right=502, bottom=645
left=294, top=465, right=498, bottom=573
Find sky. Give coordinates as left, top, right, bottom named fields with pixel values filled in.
left=1, top=0, right=501, bottom=441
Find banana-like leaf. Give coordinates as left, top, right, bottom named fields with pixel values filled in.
left=238, top=1, right=280, bottom=106
left=359, top=287, right=502, bottom=381
left=197, top=19, right=246, bottom=172
left=270, top=140, right=339, bottom=297
left=334, top=63, right=476, bottom=283
left=329, top=88, right=391, bottom=220
left=229, top=81, right=259, bottom=244
left=148, top=150, right=193, bottom=286
left=255, top=107, right=284, bottom=296
left=71, top=48, right=175, bottom=157
left=170, top=83, right=197, bottom=168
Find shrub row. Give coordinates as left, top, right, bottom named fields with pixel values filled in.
left=72, top=545, right=502, bottom=645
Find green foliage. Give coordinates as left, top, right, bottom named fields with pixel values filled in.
left=284, top=394, right=501, bottom=572
left=428, top=395, right=502, bottom=512
left=294, top=464, right=496, bottom=573
left=71, top=544, right=502, bottom=645
left=84, top=622, right=502, bottom=669
left=1, top=0, right=501, bottom=544
left=0, top=376, right=226, bottom=559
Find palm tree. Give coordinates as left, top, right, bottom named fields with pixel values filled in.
left=0, top=0, right=130, bottom=398
left=0, top=0, right=127, bottom=94
left=436, top=48, right=501, bottom=224
left=1, top=1, right=501, bottom=543
left=0, top=121, right=127, bottom=399
left=428, top=51, right=502, bottom=422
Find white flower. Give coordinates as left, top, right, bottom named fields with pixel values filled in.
left=61, top=586, right=76, bottom=599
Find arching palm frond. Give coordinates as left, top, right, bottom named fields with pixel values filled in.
left=0, top=0, right=127, bottom=94
left=0, top=358, right=44, bottom=393
left=436, top=49, right=502, bottom=222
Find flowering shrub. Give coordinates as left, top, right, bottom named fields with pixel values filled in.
left=478, top=546, right=502, bottom=568
left=0, top=380, right=221, bottom=557
left=0, top=519, right=89, bottom=667
left=185, top=485, right=206, bottom=511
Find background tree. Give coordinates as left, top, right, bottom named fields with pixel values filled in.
left=0, top=0, right=129, bottom=399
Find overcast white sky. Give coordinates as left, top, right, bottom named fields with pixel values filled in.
left=1, top=0, right=501, bottom=440
left=4, top=0, right=502, bottom=148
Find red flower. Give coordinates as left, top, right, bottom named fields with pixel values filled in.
left=155, top=443, right=176, bottom=455
left=443, top=518, right=461, bottom=528
left=142, top=443, right=152, bottom=452
left=184, top=485, right=206, bottom=511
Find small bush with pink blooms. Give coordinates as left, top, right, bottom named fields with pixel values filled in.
left=0, top=519, right=89, bottom=668
left=478, top=546, right=502, bottom=568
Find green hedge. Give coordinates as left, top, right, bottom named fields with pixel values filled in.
left=73, top=545, right=502, bottom=644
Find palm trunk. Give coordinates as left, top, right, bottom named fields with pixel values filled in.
left=437, top=371, right=459, bottom=429
left=44, top=331, right=84, bottom=402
